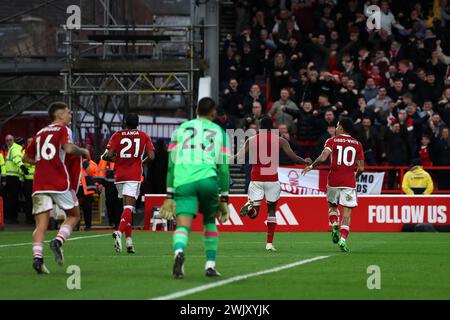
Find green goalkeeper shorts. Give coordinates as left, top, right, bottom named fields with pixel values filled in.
left=174, top=176, right=219, bottom=218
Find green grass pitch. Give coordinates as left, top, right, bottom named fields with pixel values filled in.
left=0, top=231, right=449, bottom=300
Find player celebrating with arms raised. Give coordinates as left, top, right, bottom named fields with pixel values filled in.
left=102, top=113, right=155, bottom=253
left=302, top=118, right=364, bottom=252
left=234, top=117, right=311, bottom=251
left=23, top=102, right=91, bottom=274
left=159, top=97, right=230, bottom=279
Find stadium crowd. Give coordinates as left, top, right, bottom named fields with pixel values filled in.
left=216, top=0, right=450, bottom=190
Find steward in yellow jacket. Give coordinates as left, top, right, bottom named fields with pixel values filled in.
left=402, top=159, right=434, bottom=195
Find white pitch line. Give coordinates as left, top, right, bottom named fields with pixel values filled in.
left=151, top=255, right=330, bottom=300
left=0, top=233, right=110, bottom=249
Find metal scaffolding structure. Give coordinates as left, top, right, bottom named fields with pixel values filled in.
left=60, top=0, right=219, bottom=158
left=0, top=0, right=220, bottom=159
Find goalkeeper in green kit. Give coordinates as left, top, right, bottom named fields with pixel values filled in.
left=160, top=97, right=231, bottom=279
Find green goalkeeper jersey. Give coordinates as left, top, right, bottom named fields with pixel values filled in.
left=168, top=117, right=230, bottom=189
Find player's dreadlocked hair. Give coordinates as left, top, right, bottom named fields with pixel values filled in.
left=259, top=116, right=273, bottom=130
left=339, top=117, right=355, bottom=135
left=196, top=97, right=216, bottom=116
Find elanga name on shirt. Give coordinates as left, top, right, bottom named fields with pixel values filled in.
left=121, top=131, right=139, bottom=135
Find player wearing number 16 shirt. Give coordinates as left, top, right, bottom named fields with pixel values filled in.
left=102, top=113, right=155, bottom=254
left=23, top=102, right=91, bottom=274
left=302, top=118, right=364, bottom=253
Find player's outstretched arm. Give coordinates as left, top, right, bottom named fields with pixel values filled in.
left=101, top=148, right=115, bottom=162
left=355, top=159, right=364, bottom=179
left=302, top=148, right=331, bottom=175
left=231, top=138, right=250, bottom=164
left=64, top=143, right=91, bottom=160
left=279, top=137, right=312, bottom=165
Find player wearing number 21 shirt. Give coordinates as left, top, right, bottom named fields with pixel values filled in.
left=23, top=102, right=91, bottom=274
left=102, top=113, right=155, bottom=254
left=302, top=118, right=364, bottom=253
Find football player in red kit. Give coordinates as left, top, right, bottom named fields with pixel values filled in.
left=303, top=118, right=364, bottom=252
left=23, top=102, right=91, bottom=274
left=102, top=113, right=155, bottom=253
left=233, top=117, right=311, bottom=251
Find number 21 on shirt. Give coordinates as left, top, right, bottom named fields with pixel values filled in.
left=120, top=138, right=141, bottom=158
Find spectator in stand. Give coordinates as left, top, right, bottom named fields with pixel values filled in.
left=419, top=134, right=433, bottom=167
left=406, top=102, right=430, bottom=157
left=420, top=100, right=435, bottom=117
left=240, top=43, right=259, bottom=94
left=397, top=59, right=419, bottom=94
left=433, top=126, right=450, bottom=190
left=282, top=101, right=318, bottom=158
left=317, top=109, right=337, bottom=134
left=243, top=84, right=267, bottom=115
left=261, top=0, right=279, bottom=33
left=376, top=0, right=406, bottom=36
left=352, top=96, right=376, bottom=125
left=362, top=78, right=379, bottom=102
left=279, top=129, right=301, bottom=166
left=220, top=42, right=238, bottom=91
left=425, top=113, right=446, bottom=139
left=384, top=122, right=410, bottom=189
left=358, top=117, right=381, bottom=165
left=419, top=71, right=444, bottom=105
left=252, top=10, right=269, bottom=39
left=255, top=29, right=278, bottom=74
left=269, top=88, right=299, bottom=133
left=336, top=79, right=359, bottom=115
left=222, top=78, right=245, bottom=127
left=291, top=0, right=315, bottom=35
left=367, top=87, right=392, bottom=113
left=316, top=93, right=335, bottom=118
left=284, top=36, right=306, bottom=73
left=266, top=51, right=292, bottom=100
left=388, top=78, right=406, bottom=102
left=437, top=88, right=450, bottom=126
left=243, top=101, right=266, bottom=129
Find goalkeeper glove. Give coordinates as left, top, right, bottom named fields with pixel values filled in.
left=217, top=194, right=230, bottom=223
left=160, top=191, right=175, bottom=220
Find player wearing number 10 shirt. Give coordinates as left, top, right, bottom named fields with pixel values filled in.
left=302, top=118, right=364, bottom=253
left=103, top=113, right=155, bottom=254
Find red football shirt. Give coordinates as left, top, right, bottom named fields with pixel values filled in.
left=107, top=129, right=154, bottom=183
left=324, top=134, right=364, bottom=188
left=26, top=124, right=71, bottom=194
left=65, top=154, right=82, bottom=191
left=250, top=131, right=279, bottom=182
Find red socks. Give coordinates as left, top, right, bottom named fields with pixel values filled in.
left=118, top=206, right=133, bottom=235
left=267, top=216, right=277, bottom=244
left=329, top=211, right=338, bottom=225
left=340, top=225, right=350, bottom=240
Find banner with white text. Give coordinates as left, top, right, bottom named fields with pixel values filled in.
left=278, top=167, right=385, bottom=195
left=144, top=195, right=450, bottom=232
